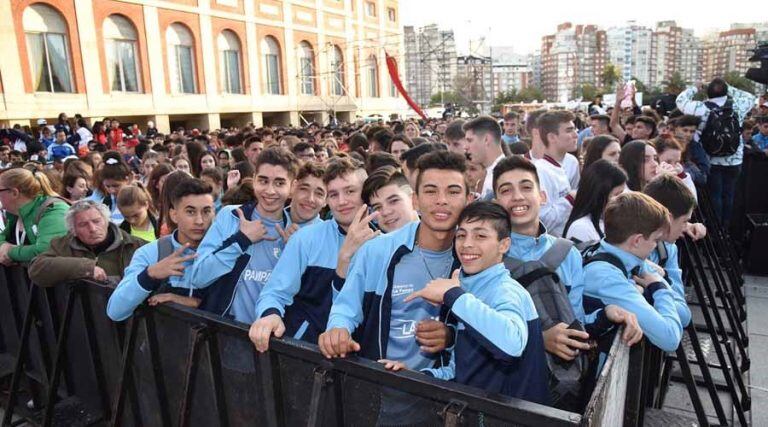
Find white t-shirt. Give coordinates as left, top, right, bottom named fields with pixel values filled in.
left=481, top=154, right=506, bottom=200
left=562, top=153, right=580, bottom=190
left=533, top=156, right=573, bottom=237
left=565, top=215, right=603, bottom=243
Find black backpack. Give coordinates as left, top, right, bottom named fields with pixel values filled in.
left=700, top=100, right=741, bottom=157
left=503, top=238, right=587, bottom=411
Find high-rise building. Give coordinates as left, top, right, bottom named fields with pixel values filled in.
left=0, top=0, right=406, bottom=130
left=403, top=24, right=457, bottom=107
left=702, top=24, right=764, bottom=82
left=649, top=21, right=701, bottom=88
left=607, top=22, right=653, bottom=84
left=528, top=52, right=543, bottom=89
left=540, top=23, right=607, bottom=102
left=490, top=47, right=530, bottom=96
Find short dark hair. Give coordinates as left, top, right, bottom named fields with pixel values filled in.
left=634, top=116, right=657, bottom=133
left=525, top=109, right=547, bottom=136
left=463, top=115, right=501, bottom=143
left=400, top=143, right=444, bottom=170
left=244, top=136, right=263, bottom=149
left=255, top=146, right=299, bottom=178
left=492, top=155, right=539, bottom=193
left=199, top=167, right=223, bottom=184
left=296, top=161, right=326, bottom=181
left=324, top=156, right=364, bottom=184
left=674, top=115, right=701, bottom=128
left=538, top=110, right=575, bottom=147
left=590, top=114, right=610, bottom=127
left=444, top=119, right=466, bottom=141
left=604, top=192, right=670, bottom=244
left=707, top=78, right=728, bottom=99
left=362, top=166, right=411, bottom=205
left=503, top=111, right=520, bottom=121
left=643, top=174, right=696, bottom=219
left=415, top=151, right=468, bottom=194
left=755, top=115, right=768, bottom=124
left=366, top=151, right=400, bottom=173
left=171, top=177, right=213, bottom=208
left=457, top=201, right=511, bottom=240
left=372, top=129, right=395, bottom=152
left=292, top=142, right=313, bottom=154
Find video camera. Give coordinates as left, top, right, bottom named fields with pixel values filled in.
left=746, top=42, right=768, bottom=85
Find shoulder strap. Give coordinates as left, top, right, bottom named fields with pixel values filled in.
left=156, top=236, right=175, bottom=262
left=502, top=256, right=525, bottom=274
left=584, top=252, right=629, bottom=278
left=655, top=241, right=669, bottom=267
left=540, top=238, right=574, bottom=271
left=34, top=196, right=71, bottom=223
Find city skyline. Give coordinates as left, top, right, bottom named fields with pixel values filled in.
left=400, top=0, right=765, bottom=55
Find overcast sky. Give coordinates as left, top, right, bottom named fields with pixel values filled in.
left=400, top=0, right=764, bottom=55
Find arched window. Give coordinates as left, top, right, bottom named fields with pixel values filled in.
left=331, top=45, right=345, bottom=96
left=218, top=30, right=242, bottom=94
left=103, top=15, right=141, bottom=92
left=298, top=41, right=315, bottom=95
left=23, top=4, right=74, bottom=93
left=366, top=54, right=379, bottom=97
left=166, top=23, right=196, bottom=94
left=262, top=36, right=282, bottom=95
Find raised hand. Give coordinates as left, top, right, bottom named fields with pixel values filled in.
left=226, top=169, right=241, bottom=189
left=237, top=208, right=276, bottom=243
left=404, top=269, right=460, bottom=306
left=276, top=223, right=300, bottom=243
left=336, top=206, right=381, bottom=277
left=147, top=243, right=197, bottom=280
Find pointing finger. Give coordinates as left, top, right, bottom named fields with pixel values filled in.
left=403, top=290, right=423, bottom=303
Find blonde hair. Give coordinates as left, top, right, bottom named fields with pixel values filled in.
left=0, top=168, right=60, bottom=198
left=117, top=184, right=156, bottom=216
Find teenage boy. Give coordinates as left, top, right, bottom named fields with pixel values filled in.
left=643, top=175, right=696, bottom=327
left=361, top=166, right=419, bottom=233
left=669, top=115, right=709, bottom=185
left=583, top=192, right=683, bottom=353
left=386, top=201, right=550, bottom=404
left=492, top=157, right=642, bottom=362
left=188, top=147, right=298, bottom=324
left=320, top=150, right=469, bottom=364
left=107, top=178, right=215, bottom=321
left=463, top=116, right=505, bottom=200
left=534, top=111, right=578, bottom=237
left=280, top=161, right=327, bottom=241
left=320, top=151, right=466, bottom=423
left=249, top=157, right=378, bottom=350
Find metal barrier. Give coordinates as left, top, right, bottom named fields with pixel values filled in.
left=0, top=271, right=638, bottom=427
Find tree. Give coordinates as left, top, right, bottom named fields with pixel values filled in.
left=493, top=89, right=518, bottom=113
left=516, top=86, right=544, bottom=103
left=724, top=71, right=756, bottom=94
left=601, top=64, right=621, bottom=90
left=662, top=72, right=688, bottom=95
left=574, top=83, right=602, bottom=101
left=429, top=91, right=465, bottom=107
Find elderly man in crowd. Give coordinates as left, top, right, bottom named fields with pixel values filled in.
left=29, top=199, right=145, bottom=287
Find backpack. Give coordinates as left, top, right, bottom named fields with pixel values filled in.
left=502, top=238, right=587, bottom=411
left=152, top=235, right=189, bottom=296
left=700, top=100, right=741, bottom=157
left=33, top=196, right=71, bottom=224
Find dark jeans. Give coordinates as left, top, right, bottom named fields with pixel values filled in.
left=708, top=164, right=741, bottom=226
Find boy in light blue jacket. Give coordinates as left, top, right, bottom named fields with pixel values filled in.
left=583, top=192, right=683, bottom=353
left=188, top=147, right=299, bottom=324
left=386, top=201, right=550, bottom=404
left=107, top=178, right=215, bottom=321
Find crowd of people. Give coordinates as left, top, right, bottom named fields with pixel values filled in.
left=0, top=76, right=767, bottom=418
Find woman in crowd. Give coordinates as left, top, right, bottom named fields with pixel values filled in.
left=654, top=135, right=698, bottom=198
left=147, top=163, right=174, bottom=213
left=0, top=168, right=69, bottom=265
left=583, top=135, right=622, bottom=169
left=389, top=134, right=414, bottom=159
left=92, top=151, right=132, bottom=224
left=171, top=155, right=191, bottom=175
left=563, top=159, right=628, bottom=243
left=117, top=185, right=159, bottom=242
left=157, top=170, right=192, bottom=236
left=619, top=140, right=658, bottom=191
left=62, top=170, right=90, bottom=202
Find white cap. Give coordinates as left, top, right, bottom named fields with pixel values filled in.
left=147, top=120, right=154, bottom=127
left=37, top=119, right=47, bottom=125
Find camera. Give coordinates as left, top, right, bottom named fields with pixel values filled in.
left=746, top=42, right=768, bottom=85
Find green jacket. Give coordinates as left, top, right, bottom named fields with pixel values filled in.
left=0, top=195, right=69, bottom=263
left=28, top=223, right=145, bottom=287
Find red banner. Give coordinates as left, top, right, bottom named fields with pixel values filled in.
left=385, top=52, right=427, bottom=120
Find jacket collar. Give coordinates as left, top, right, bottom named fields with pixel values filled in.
left=460, top=263, right=508, bottom=292
left=69, top=222, right=125, bottom=253
left=508, top=222, right=549, bottom=252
